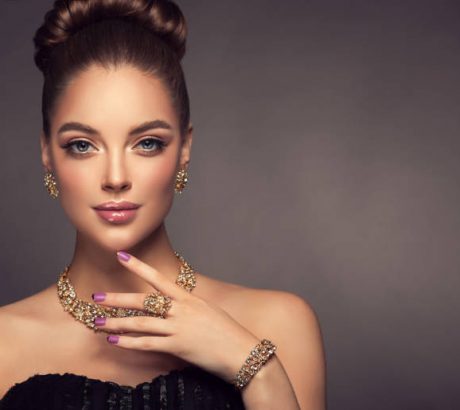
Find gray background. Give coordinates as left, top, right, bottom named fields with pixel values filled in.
left=1, top=1, right=459, bottom=409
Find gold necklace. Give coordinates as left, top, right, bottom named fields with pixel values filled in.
left=57, top=251, right=196, bottom=333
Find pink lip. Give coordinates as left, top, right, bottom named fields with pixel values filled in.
left=94, top=200, right=141, bottom=210
left=94, top=208, right=138, bottom=224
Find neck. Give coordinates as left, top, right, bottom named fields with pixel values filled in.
left=65, top=223, right=183, bottom=301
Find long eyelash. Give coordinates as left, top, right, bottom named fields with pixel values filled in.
left=62, top=138, right=166, bottom=156
left=62, top=140, right=94, bottom=156
left=138, top=138, right=167, bottom=154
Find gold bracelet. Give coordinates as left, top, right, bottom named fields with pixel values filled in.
left=232, top=338, right=277, bottom=389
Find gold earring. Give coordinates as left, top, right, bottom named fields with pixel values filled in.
left=175, top=167, right=188, bottom=194
left=44, top=170, right=59, bottom=199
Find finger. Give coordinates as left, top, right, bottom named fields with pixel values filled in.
left=92, top=292, right=179, bottom=319
left=94, top=315, right=173, bottom=335
left=116, top=251, right=188, bottom=300
left=106, top=334, right=173, bottom=353
left=92, top=291, right=158, bottom=311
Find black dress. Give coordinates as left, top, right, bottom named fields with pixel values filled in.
left=0, top=365, right=246, bottom=409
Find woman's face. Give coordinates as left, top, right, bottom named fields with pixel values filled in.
left=40, top=64, right=192, bottom=251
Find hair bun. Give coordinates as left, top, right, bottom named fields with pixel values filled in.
left=34, top=0, right=187, bottom=73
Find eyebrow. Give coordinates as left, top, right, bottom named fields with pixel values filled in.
left=56, top=120, right=173, bottom=136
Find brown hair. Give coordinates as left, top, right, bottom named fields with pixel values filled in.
left=33, top=0, right=190, bottom=141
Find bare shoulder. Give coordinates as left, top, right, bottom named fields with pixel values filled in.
left=202, top=276, right=327, bottom=410
left=0, top=299, right=31, bottom=398
left=0, top=291, right=45, bottom=335
left=227, top=284, right=322, bottom=340
left=0, top=285, right=55, bottom=323
left=240, top=288, right=327, bottom=410
left=198, top=273, right=322, bottom=340
left=0, top=286, right=55, bottom=399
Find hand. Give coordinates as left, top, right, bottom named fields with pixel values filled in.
left=91, top=251, right=261, bottom=383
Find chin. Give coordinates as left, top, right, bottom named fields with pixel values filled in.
left=94, top=220, right=163, bottom=251
left=95, top=229, right=145, bottom=251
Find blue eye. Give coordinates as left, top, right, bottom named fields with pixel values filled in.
left=63, top=138, right=166, bottom=156
left=136, top=138, right=166, bottom=153
left=63, top=140, right=95, bottom=154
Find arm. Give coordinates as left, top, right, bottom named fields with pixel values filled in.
left=91, top=253, right=327, bottom=408
left=240, top=291, right=327, bottom=410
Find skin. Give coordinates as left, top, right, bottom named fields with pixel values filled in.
left=0, top=64, right=327, bottom=409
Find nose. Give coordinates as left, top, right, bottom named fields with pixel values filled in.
left=101, top=152, right=132, bottom=193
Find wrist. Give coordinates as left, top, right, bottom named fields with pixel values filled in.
left=223, top=334, right=278, bottom=390
left=240, top=355, right=301, bottom=410
left=221, top=333, right=261, bottom=384
left=232, top=338, right=277, bottom=389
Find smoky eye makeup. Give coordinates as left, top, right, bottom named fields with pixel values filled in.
left=135, top=137, right=167, bottom=155
left=61, top=137, right=167, bottom=157
left=61, top=139, right=95, bottom=155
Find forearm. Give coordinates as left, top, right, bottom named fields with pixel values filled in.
left=240, top=355, right=301, bottom=410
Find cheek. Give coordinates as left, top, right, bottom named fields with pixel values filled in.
left=133, top=150, right=179, bottom=195
left=137, top=162, right=176, bottom=193
left=132, top=158, right=178, bottom=234
left=55, top=163, right=96, bottom=226
left=57, top=162, right=94, bottom=198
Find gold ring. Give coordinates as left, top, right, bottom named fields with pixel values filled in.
left=143, top=291, right=172, bottom=319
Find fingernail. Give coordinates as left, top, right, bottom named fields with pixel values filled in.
left=117, top=251, right=131, bottom=262
left=92, top=292, right=106, bottom=302
left=107, top=335, right=119, bottom=344
left=94, top=316, right=106, bottom=326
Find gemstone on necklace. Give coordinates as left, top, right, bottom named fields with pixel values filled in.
left=57, top=251, right=196, bottom=333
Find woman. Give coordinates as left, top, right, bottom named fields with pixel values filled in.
left=0, top=0, right=326, bottom=409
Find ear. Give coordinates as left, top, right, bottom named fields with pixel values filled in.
left=40, top=131, right=52, bottom=172
left=179, top=123, right=193, bottom=169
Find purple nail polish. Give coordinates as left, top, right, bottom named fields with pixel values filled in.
left=95, top=316, right=106, bottom=326
left=107, top=335, right=119, bottom=344
left=117, top=251, right=130, bottom=262
left=92, top=292, right=106, bottom=302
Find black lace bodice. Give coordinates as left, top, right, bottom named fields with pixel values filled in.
left=0, top=365, right=246, bottom=409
